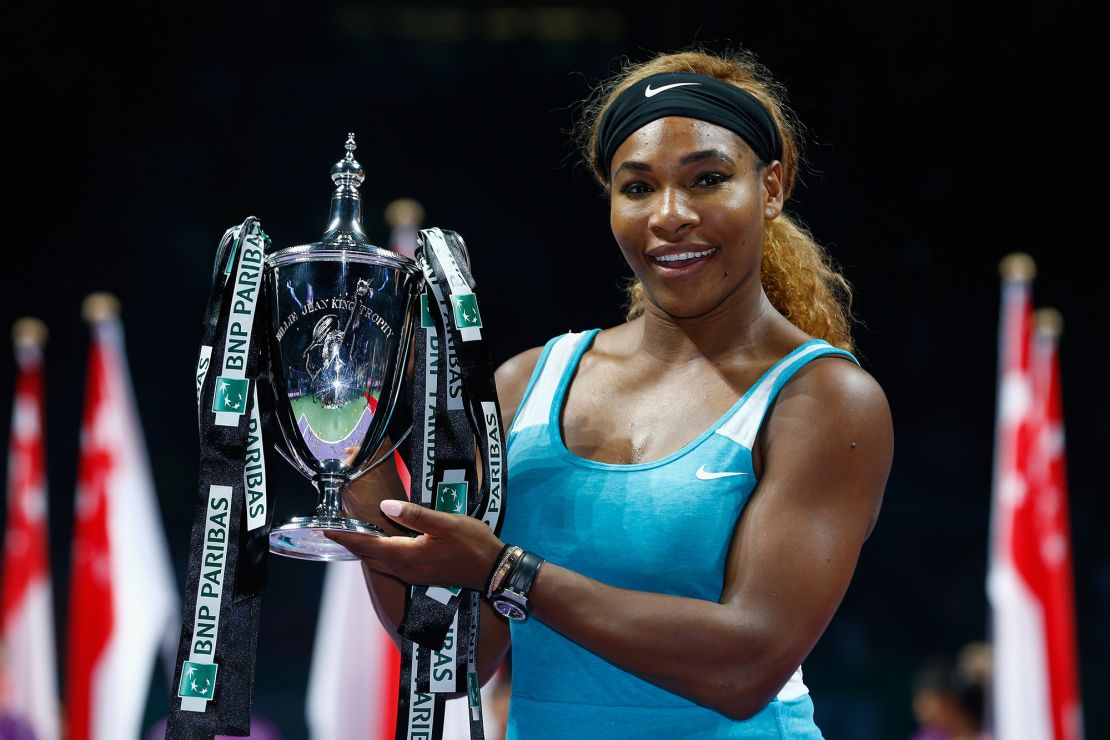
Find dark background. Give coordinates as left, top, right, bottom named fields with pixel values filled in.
left=3, top=1, right=1107, bottom=737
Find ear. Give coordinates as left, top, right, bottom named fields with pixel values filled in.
left=762, top=160, right=785, bottom=220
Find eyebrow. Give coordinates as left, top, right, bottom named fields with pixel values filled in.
left=614, top=160, right=652, bottom=175
left=679, top=149, right=736, bottom=166
left=613, top=149, right=736, bottom=176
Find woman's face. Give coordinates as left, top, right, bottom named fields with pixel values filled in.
left=609, top=116, right=783, bottom=320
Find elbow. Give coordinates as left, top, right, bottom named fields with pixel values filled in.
left=695, top=665, right=792, bottom=721
left=705, top=689, right=777, bottom=723
left=717, top=697, right=775, bottom=723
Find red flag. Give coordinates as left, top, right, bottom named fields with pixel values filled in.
left=1024, top=308, right=1083, bottom=739
left=988, top=256, right=1084, bottom=739
left=66, top=295, right=178, bottom=740
left=1, top=319, right=59, bottom=739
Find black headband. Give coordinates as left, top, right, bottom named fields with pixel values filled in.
left=595, top=72, right=783, bottom=178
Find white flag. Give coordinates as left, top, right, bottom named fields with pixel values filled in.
left=66, top=299, right=179, bottom=740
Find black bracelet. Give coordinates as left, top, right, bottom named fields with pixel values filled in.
left=483, top=543, right=513, bottom=596
left=503, top=550, right=545, bottom=600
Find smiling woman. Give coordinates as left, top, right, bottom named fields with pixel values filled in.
left=582, top=50, right=854, bottom=349
left=336, top=47, right=893, bottom=740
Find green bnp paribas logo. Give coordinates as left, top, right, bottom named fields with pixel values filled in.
left=178, top=660, right=218, bottom=699
left=467, top=672, right=481, bottom=707
left=212, top=376, right=249, bottom=415
left=420, top=294, right=436, bottom=329
left=451, top=294, right=482, bottom=330
left=436, top=482, right=467, bottom=515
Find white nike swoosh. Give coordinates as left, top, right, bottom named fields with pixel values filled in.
left=695, top=465, right=748, bottom=480
left=645, top=82, right=702, bottom=98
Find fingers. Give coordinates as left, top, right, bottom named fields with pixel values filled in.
left=330, top=504, right=496, bottom=590
left=326, top=530, right=399, bottom=559
left=380, top=499, right=454, bottom=534
left=326, top=529, right=463, bottom=588
left=326, top=530, right=415, bottom=576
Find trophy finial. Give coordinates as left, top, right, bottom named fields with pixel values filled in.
left=323, top=132, right=368, bottom=245
left=331, top=133, right=365, bottom=189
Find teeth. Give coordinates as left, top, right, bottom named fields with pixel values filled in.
left=653, top=248, right=717, bottom=263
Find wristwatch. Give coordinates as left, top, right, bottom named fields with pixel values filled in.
left=489, top=549, right=544, bottom=622
left=491, top=587, right=530, bottom=621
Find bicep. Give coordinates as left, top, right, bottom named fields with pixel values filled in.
left=720, top=360, right=892, bottom=681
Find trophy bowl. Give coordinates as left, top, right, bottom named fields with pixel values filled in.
left=265, top=245, right=419, bottom=561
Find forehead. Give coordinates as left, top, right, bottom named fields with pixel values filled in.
left=611, top=116, right=753, bottom=168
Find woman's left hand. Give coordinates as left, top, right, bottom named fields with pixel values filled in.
left=329, top=500, right=505, bottom=592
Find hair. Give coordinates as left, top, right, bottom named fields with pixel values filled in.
left=577, top=48, right=854, bottom=351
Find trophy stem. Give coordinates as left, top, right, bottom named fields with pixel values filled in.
left=269, top=471, right=385, bottom=561
left=315, top=474, right=347, bottom=518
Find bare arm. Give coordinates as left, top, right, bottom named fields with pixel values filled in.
left=336, top=345, right=546, bottom=683
left=348, top=357, right=892, bottom=718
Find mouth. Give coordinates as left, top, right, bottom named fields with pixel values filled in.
left=647, top=246, right=719, bottom=269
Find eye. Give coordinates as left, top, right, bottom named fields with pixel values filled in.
left=618, top=181, right=653, bottom=196
left=693, top=172, right=731, bottom=187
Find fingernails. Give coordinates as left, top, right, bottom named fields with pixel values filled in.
left=380, top=500, right=403, bottom=517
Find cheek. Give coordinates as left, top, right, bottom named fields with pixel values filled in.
left=609, top=204, right=646, bottom=253
left=714, top=190, right=764, bottom=248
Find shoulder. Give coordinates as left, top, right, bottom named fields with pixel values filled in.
left=759, top=352, right=893, bottom=533
left=764, top=352, right=892, bottom=458
left=495, top=345, right=546, bottom=425
left=773, top=352, right=891, bottom=432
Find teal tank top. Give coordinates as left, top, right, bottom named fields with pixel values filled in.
left=500, top=330, right=858, bottom=739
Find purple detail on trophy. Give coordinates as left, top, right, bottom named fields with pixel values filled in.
left=295, top=404, right=374, bottom=462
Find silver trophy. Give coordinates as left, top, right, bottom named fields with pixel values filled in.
left=265, top=134, right=419, bottom=561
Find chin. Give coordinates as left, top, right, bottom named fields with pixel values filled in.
left=644, top=293, right=724, bottom=321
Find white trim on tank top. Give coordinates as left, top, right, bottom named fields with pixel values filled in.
left=715, top=341, right=836, bottom=450
left=778, top=667, right=809, bottom=701
left=510, top=331, right=591, bottom=435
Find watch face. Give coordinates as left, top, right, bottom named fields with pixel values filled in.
left=494, top=599, right=527, bottom=621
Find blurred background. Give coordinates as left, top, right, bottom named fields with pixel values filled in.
left=3, top=1, right=1107, bottom=737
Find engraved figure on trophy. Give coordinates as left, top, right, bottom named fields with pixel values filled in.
left=265, top=134, right=420, bottom=560
left=304, top=313, right=345, bottom=389
left=303, top=278, right=373, bottom=407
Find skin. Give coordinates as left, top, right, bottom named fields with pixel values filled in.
left=334, top=115, right=893, bottom=720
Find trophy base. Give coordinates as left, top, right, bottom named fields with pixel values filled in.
left=269, top=516, right=386, bottom=561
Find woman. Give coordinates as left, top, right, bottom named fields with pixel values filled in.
left=337, top=48, right=893, bottom=738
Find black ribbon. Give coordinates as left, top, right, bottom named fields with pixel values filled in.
left=394, top=228, right=507, bottom=740
left=167, top=219, right=274, bottom=739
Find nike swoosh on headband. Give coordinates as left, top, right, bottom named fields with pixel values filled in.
left=644, top=81, right=702, bottom=98
left=695, top=465, right=748, bottom=480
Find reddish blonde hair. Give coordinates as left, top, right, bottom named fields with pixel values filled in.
left=579, top=49, right=854, bottom=350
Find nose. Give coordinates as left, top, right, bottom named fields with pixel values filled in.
left=648, top=187, right=698, bottom=238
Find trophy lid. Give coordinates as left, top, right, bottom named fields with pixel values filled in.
left=268, top=132, right=419, bottom=277
left=320, top=133, right=370, bottom=247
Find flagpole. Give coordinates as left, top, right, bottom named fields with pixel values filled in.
left=2, top=316, right=60, bottom=740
